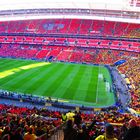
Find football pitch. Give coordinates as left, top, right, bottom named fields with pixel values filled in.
left=0, top=58, right=115, bottom=107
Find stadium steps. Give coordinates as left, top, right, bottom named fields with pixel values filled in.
left=67, top=50, right=73, bottom=61
left=45, top=50, right=51, bottom=60
left=48, top=129, right=64, bottom=140
left=53, top=50, right=62, bottom=61
left=34, top=50, right=40, bottom=58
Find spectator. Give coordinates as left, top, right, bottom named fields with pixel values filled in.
left=123, top=119, right=140, bottom=140
left=74, top=111, right=82, bottom=128
left=77, top=123, right=90, bottom=140
left=63, top=119, right=77, bottom=140
left=119, top=124, right=128, bottom=140
left=61, top=112, right=67, bottom=122
left=13, top=127, right=23, bottom=140
left=95, top=123, right=118, bottom=140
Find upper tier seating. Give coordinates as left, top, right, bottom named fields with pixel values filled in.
left=0, top=36, right=139, bottom=52
left=0, top=19, right=140, bottom=38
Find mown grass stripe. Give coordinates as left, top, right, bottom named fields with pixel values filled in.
left=73, top=66, right=94, bottom=102
left=0, top=59, right=30, bottom=72
left=84, top=67, right=98, bottom=102
left=50, top=64, right=80, bottom=98
left=9, top=65, right=52, bottom=93
left=62, top=65, right=86, bottom=100
left=21, top=63, right=59, bottom=94
left=31, top=63, right=69, bottom=95
left=97, top=67, right=115, bottom=106
left=42, top=64, right=75, bottom=97
left=0, top=66, right=44, bottom=91
left=0, top=59, right=12, bottom=65
left=0, top=61, right=47, bottom=84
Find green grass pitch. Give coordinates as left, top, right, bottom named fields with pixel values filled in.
left=0, top=58, right=115, bottom=107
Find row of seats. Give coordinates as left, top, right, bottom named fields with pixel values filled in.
left=0, top=36, right=139, bottom=52
left=0, top=19, right=140, bottom=38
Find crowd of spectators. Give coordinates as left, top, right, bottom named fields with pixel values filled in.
left=0, top=104, right=62, bottom=140
left=0, top=104, right=140, bottom=140
left=62, top=110, right=140, bottom=140
left=118, top=58, right=140, bottom=112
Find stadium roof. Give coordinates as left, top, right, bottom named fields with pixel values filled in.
left=0, top=0, right=139, bottom=23
left=0, top=0, right=140, bottom=11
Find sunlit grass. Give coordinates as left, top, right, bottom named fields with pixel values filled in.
left=0, top=62, right=50, bottom=78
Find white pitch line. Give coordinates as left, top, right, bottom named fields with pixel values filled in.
left=96, top=66, right=100, bottom=104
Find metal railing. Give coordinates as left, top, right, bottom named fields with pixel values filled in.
left=0, top=8, right=139, bottom=20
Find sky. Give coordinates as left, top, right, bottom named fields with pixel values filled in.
left=0, top=0, right=129, bottom=10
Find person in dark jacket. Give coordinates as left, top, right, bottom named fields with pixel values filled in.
left=63, top=119, right=77, bottom=140
left=123, top=119, right=140, bottom=140
left=74, top=111, right=82, bottom=128
left=77, top=124, right=90, bottom=140
left=12, top=127, right=23, bottom=140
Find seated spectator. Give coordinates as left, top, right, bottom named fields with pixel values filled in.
left=123, top=119, right=140, bottom=140
left=95, top=123, right=118, bottom=140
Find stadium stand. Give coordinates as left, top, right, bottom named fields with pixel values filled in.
left=0, top=19, right=140, bottom=38
left=0, top=101, right=140, bottom=140
left=118, top=58, right=140, bottom=113
left=0, top=44, right=139, bottom=64
left=0, top=6, right=140, bottom=140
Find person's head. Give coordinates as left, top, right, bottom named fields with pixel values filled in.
left=24, top=125, right=29, bottom=132
left=105, top=123, right=114, bottom=138
left=128, top=119, right=137, bottom=128
left=15, top=127, right=22, bottom=134
left=66, top=120, right=73, bottom=128
left=82, top=123, right=86, bottom=130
